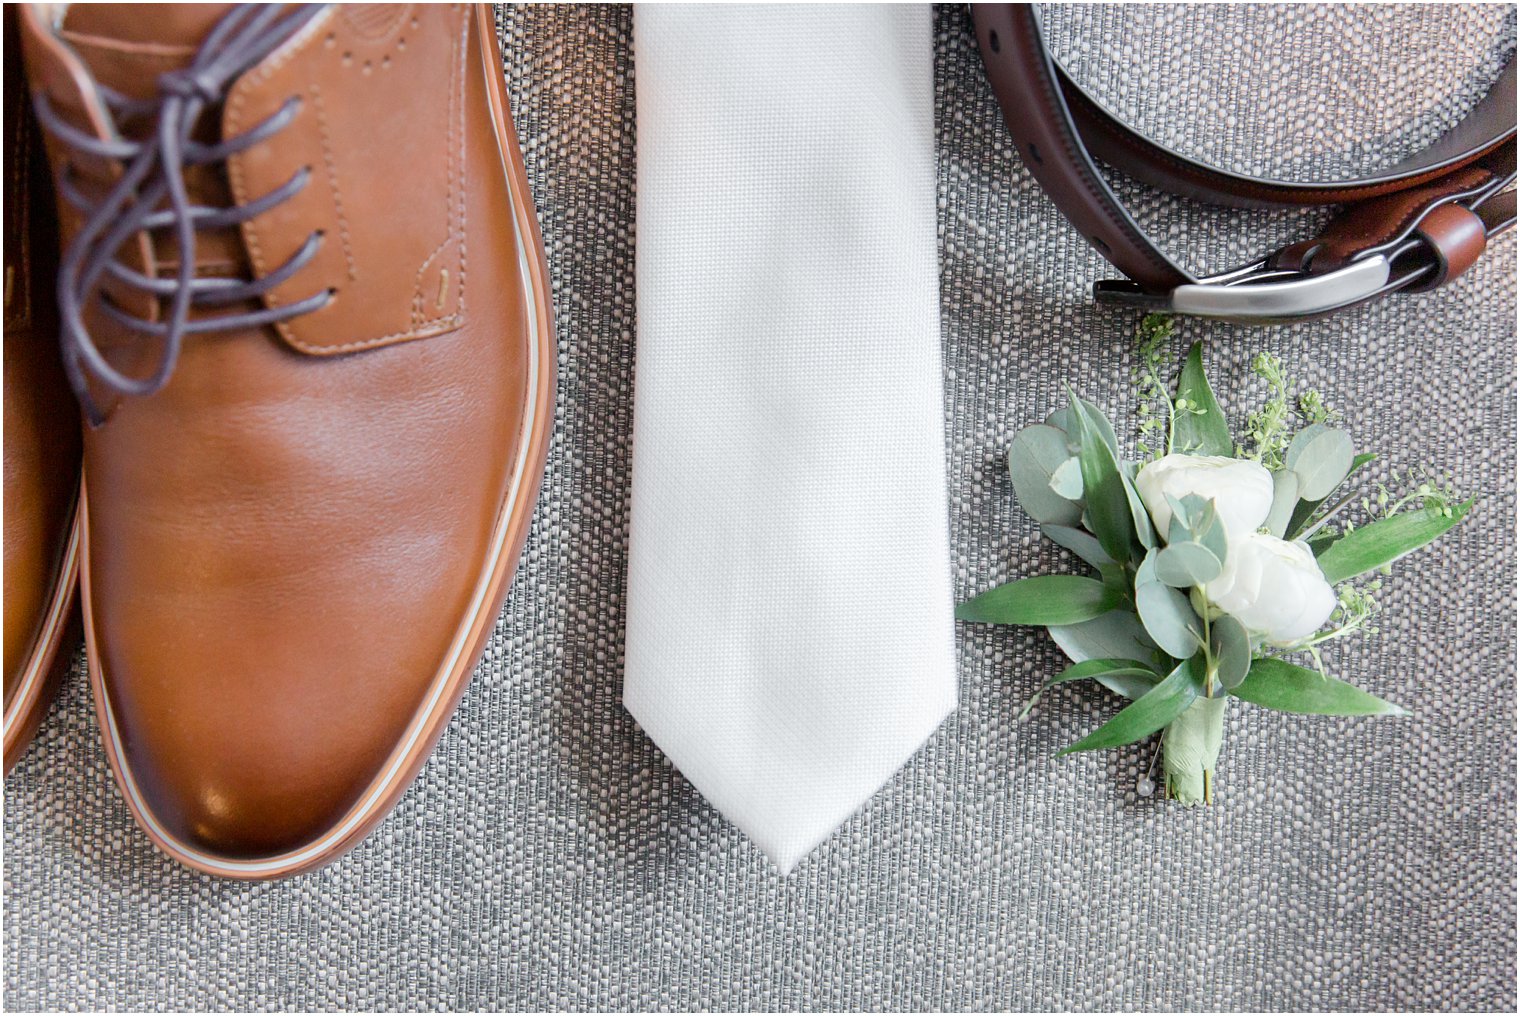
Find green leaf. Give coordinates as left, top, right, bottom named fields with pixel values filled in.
left=1041, top=524, right=1112, bottom=571
left=1047, top=398, right=1118, bottom=456
left=1316, top=500, right=1473, bottom=585
left=1049, top=610, right=1160, bottom=669
left=1230, top=657, right=1408, bottom=716
left=957, top=575, right=1120, bottom=625
left=1286, top=424, right=1355, bottom=501
left=1093, top=671, right=1162, bottom=702
left=1120, top=469, right=1157, bottom=550
left=1134, top=551, right=1204, bottom=659
left=1049, top=456, right=1084, bottom=500
left=1060, top=657, right=1204, bottom=754
left=1154, top=541, right=1223, bottom=587
left=1009, top=425, right=1083, bottom=526
left=1264, top=469, right=1300, bottom=539
left=1047, top=658, right=1157, bottom=685
left=1071, top=398, right=1137, bottom=563
left=1210, top=613, right=1252, bottom=690
left=1297, top=488, right=1366, bottom=543
left=1285, top=452, right=1377, bottom=539
left=1172, top=342, right=1232, bottom=456
left=1019, top=658, right=1158, bottom=718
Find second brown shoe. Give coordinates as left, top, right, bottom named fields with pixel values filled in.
left=4, top=4, right=82, bottom=775
left=19, top=3, right=555, bottom=878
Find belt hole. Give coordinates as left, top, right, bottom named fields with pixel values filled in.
left=1091, top=236, right=1112, bottom=254
left=988, top=30, right=1000, bottom=52
left=1027, top=142, right=1043, bottom=165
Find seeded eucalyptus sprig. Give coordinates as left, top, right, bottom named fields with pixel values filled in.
left=961, top=318, right=1471, bottom=805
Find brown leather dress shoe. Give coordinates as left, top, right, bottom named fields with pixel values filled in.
left=4, top=5, right=82, bottom=775
left=18, top=3, right=555, bottom=877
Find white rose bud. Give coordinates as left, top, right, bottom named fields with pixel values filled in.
left=1135, top=453, right=1274, bottom=538
left=1205, top=532, right=1337, bottom=645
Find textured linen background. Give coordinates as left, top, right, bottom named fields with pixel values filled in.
left=3, top=4, right=1515, bottom=1010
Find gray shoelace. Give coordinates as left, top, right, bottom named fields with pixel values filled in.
left=33, top=3, right=329, bottom=424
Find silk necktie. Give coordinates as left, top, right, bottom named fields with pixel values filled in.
left=625, top=3, right=956, bottom=873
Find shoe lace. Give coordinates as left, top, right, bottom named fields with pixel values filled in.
left=33, top=3, right=329, bottom=424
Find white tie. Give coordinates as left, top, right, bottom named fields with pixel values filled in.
left=624, top=3, right=956, bottom=874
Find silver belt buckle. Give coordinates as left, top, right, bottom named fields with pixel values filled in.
left=1095, top=255, right=1392, bottom=322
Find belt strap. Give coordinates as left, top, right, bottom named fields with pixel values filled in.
left=973, top=4, right=1517, bottom=321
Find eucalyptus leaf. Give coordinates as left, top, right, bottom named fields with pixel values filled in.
left=1020, top=658, right=1158, bottom=718
left=1135, top=551, right=1204, bottom=659
left=1316, top=500, right=1473, bottom=585
left=1284, top=422, right=1327, bottom=461
left=1154, top=541, right=1222, bottom=587
left=957, top=575, right=1120, bottom=626
left=1172, top=342, right=1233, bottom=457
left=1285, top=451, right=1378, bottom=540
left=1165, top=494, right=1220, bottom=557
left=1009, top=425, right=1083, bottom=526
left=1196, top=503, right=1229, bottom=565
left=1166, top=493, right=1193, bottom=532
left=1059, top=657, right=1204, bottom=754
left=1049, top=456, right=1085, bottom=500
left=1136, top=584, right=1203, bottom=660
left=1041, top=524, right=1112, bottom=571
left=1049, top=610, right=1160, bottom=669
left=1209, top=613, right=1252, bottom=690
left=1230, top=657, right=1408, bottom=716
left=1264, top=469, right=1301, bottom=538
left=1178, top=493, right=1212, bottom=517
left=1286, top=424, right=1355, bottom=501
left=1071, top=398, right=1138, bottom=563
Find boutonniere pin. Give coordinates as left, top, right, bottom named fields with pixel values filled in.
left=961, top=316, right=1469, bottom=804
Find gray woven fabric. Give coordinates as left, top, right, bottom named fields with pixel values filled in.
left=3, top=4, right=1514, bottom=1010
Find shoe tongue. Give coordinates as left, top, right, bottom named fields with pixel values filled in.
left=59, top=4, right=237, bottom=97
left=56, top=4, right=252, bottom=278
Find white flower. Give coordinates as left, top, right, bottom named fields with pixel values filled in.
left=1135, top=453, right=1274, bottom=538
left=1205, top=532, right=1336, bottom=645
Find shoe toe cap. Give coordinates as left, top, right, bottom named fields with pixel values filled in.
left=90, top=561, right=477, bottom=866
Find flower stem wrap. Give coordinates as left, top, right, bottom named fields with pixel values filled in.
left=1162, top=696, right=1228, bottom=805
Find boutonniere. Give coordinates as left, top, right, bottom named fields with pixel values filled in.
left=961, top=316, right=1469, bottom=804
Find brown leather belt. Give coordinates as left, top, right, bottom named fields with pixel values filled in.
left=972, top=4, right=1517, bottom=321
